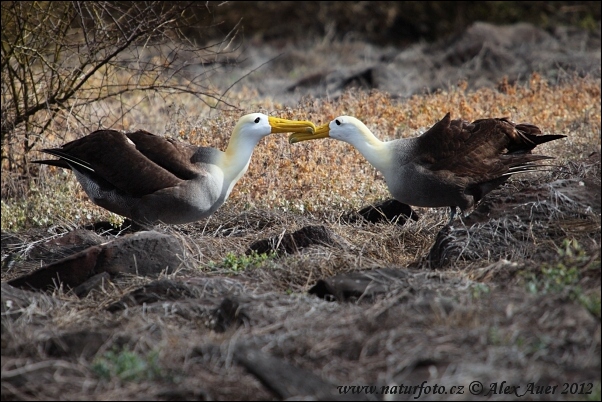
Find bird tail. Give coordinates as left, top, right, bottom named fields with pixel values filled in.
left=510, top=123, right=566, bottom=153
left=31, top=158, right=72, bottom=169
left=500, top=154, right=559, bottom=177
left=32, top=149, right=94, bottom=172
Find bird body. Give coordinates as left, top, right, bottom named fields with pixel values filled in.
left=34, top=113, right=315, bottom=225
left=289, top=113, right=566, bottom=220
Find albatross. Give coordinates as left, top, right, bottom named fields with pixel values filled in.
left=289, top=113, right=566, bottom=222
left=34, top=113, right=315, bottom=225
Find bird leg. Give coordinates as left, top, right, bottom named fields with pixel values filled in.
left=447, top=206, right=458, bottom=225
left=122, top=219, right=153, bottom=233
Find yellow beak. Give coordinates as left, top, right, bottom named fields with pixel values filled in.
left=288, top=122, right=330, bottom=144
left=268, top=116, right=316, bottom=134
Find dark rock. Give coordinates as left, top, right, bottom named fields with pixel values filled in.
left=107, top=279, right=198, bottom=312
left=72, top=272, right=111, bottom=298
left=344, top=199, right=419, bottom=226
left=341, top=67, right=376, bottom=90
left=287, top=71, right=330, bottom=92
left=28, top=229, right=104, bottom=261
left=210, top=298, right=248, bottom=333
left=428, top=175, right=601, bottom=268
left=42, top=330, right=117, bottom=358
left=155, top=389, right=210, bottom=401
left=8, top=231, right=185, bottom=292
left=8, top=245, right=102, bottom=291
left=309, top=268, right=410, bottom=302
left=247, top=225, right=338, bottom=255
left=234, top=346, right=372, bottom=401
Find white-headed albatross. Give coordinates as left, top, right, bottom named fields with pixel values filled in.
left=289, top=113, right=566, bottom=222
left=34, top=113, right=315, bottom=225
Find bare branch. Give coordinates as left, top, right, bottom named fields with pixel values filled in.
left=1, top=1, right=244, bottom=172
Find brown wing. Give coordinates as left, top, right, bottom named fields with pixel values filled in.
left=417, top=113, right=508, bottom=168
left=126, top=130, right=202, bottom=180
left=41, top=130, right=200, bottom=198
left=416, top=113, right=564, bottom=181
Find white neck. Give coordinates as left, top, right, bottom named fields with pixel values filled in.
left=345, top=127, right=391, bottom=174
left=220, top=133, right=262, bottom=196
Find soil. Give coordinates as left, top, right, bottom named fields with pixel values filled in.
left=2, top=22, right=601, bottom=401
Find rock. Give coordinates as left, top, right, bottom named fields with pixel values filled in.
left=239, top=22, right=601, bottom=108
left=99, top=230, right=185, bottom=277
left=72, top=272, right=111, bottom=298
left=7, top=231, right=185, bottom=292
left=106, top=279, right=198, bottom=312
left=343, top=199, right=419, bottom=226
left=28, top=229, right=104, bottom=261
left=234, top=346, right=371, bottom=401
left=309, top=268, right=410, bottom=302
left=428, top=174, right=601, bottom=268
left=42, top=330, right=115, bottom=358
left=210, top=298, right=248, bottom=333
left=247, top=225, right=339, bottom=255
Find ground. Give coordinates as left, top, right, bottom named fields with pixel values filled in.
left=1, top=21, right=601, bottom=401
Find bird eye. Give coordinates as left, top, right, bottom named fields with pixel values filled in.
left=335, top=119, right=341, bottom=125
left=254, top=117, right=261, bottom=123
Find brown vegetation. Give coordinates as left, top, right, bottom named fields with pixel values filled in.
left=2, top=74, right=600, bottom=400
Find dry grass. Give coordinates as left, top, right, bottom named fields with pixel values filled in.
left=3, top=73, right=600, bottom=231
left=2, top=74, right=601, bottom=400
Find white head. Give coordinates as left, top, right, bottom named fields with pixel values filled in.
left=288, top=115, right=390, bottom=173
left=233, top=113, right=316, bottom=143
left=289, top=115, right=375, bottom=146
left=325, top=116, right=370, bottom=143
left=221, top=113, right=315, bottom=185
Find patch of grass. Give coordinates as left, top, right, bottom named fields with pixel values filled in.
left=487, top=326, right=503, bottom=346
left=92, top=347, right=162, bottom=383
left=586, top=382, right=601, bottom=402
left=521, top=239, right=600, bottom=318
left=524, top=335, right=552, bottom=356
left=524, top=264, right=580, bottom=295
left=577, top=291, right=601, bottom=320
left=469, top=283, right=491, bottom=299
left=523, top=239, right=585, bottom=293
left=209, top=250, right=276, bottom=272
left=1, top=175, right=122, bottom=231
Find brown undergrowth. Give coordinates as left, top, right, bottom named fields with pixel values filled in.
left=2, top=73, right=600, bottom=230
left=2, top=74, right=601, bottom=400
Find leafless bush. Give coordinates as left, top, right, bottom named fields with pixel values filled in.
left=1, top=1, right=242, bottom=172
